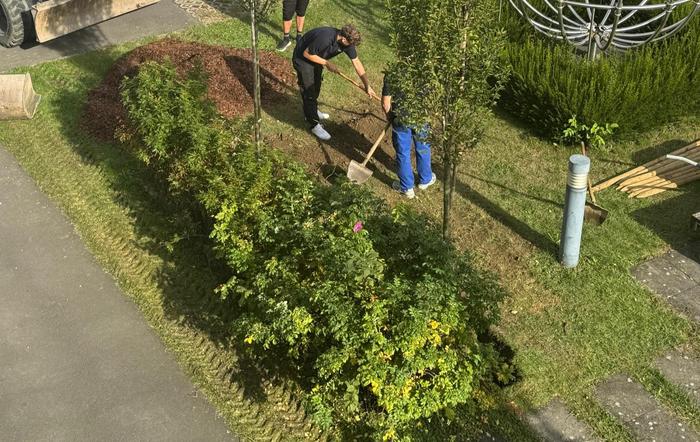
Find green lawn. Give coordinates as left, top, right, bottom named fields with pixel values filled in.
left=1, top=1, right=699, bottom=440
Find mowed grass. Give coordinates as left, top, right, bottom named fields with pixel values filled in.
left=1, top=0, right=699, bottom=439
left=0, top=45, right=331, bottom=441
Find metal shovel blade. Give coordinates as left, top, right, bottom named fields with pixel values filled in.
left=0, top=73, right=41, bottom=120
left=347, top=160, right=372, bottom=184
left=347, top=122, right=391, bottom=185
left=584, top=203, right=608, bottom=226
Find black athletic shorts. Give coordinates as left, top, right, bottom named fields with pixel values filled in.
left=283, top=0, right=309, bottom=21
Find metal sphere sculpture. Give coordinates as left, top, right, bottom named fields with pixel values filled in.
left=509, top=0, right=700, bottom=58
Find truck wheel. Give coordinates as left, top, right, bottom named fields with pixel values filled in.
left=0, top=0, right=33, bottom=48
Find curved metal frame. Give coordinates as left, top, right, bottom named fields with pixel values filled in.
left=510, top=0, right=700, bottom=58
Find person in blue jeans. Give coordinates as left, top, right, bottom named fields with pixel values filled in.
left=381, top=76, right=436, bottom=198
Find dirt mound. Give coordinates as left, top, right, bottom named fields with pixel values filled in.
left=84, top=39, right=297, bottom=141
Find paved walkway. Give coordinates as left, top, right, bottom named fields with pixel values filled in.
left=632, top=245, right=700, bottom=323
left=0, top=0, right=195, bottom=72
left=0, top=147, right=235, bottom=440
left=528, top=243, right=700, bottom=441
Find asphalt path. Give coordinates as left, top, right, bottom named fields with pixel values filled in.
left=0, top=147, right=236, bottom=441
left=0, top=4, right=240, bottom=439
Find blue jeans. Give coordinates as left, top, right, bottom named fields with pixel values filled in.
left=392, top=124, right=432, bottom=191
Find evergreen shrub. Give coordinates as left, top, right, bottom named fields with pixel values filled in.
left=501, top=13, right=700, bottom=138
left=119, top=60, right=507, bottom=439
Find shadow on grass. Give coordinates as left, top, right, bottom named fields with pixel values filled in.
left=493, top=102, right=555, bottom=142
left=632, top=188, right=700, bottom=257
left=462, top=172, right=563, bottom=209
left=198, top=0, right=279, bottom=42
left=332, top=0, right=390, bottom=42
left=446, top=172, right=559, bottom=256
left=631, top=138, right=694, bottom=165
left=198, top=0, right=390, bottom=44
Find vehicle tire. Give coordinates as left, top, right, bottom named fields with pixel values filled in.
left=0, top=0, right=33, bottom=48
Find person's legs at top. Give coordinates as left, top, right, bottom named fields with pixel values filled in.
left=278, top=0, right=296, bottom=51
left=413, top=127, right=436, bottom=189
left=295, top=0, right=309, bottom=41
left=392, top=124, right=416, bottom=197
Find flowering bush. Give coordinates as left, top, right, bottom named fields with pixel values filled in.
left=120, top=60, right=506, bottom=439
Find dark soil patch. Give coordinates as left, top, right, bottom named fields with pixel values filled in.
left=83, top=39, right=297, bottom=141
left=83, top=38, right=398, bottom=191
left=265, top=105, right=398, bottom=186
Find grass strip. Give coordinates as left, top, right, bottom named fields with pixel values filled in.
left=636, top=366, right=700, bottom=433
left=568, top=394, right=635, bottom=441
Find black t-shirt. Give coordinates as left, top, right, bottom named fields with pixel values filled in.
left=294, top=27, right=358, bottom=65
left=382, top=77, right=404, bottom=124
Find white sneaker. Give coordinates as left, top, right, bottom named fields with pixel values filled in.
left=392, top=181, right=415, bottom=199
left=311, top=124, right=331, bottom=141
left=317, top=110, right=330, bottom=120
left=418, top=173, right=437, bottom=190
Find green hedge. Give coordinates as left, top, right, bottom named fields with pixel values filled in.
left=500, top=12, right=700, bottom=138
left=119, top=60, right=507, bottom=440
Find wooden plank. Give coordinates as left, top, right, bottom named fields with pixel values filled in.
left=591, top=141, right=700, bottom=192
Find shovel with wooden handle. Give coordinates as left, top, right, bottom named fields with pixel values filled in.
left=347, top=122, right=392, bottom=184
left=581, top=142, right=608, bottom=225
left=333, top=70, right=381, bottom=102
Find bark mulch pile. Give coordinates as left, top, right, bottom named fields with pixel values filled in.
left=83, top=39, right=297, bottom=141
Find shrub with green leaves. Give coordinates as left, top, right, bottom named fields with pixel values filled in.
left=500, top=12, right=700, bottom=138
left=562, top=115, right=618, bottom=152
left=119, top=60, right=232, bottom=196
left=120, top=59, right=505, bottom=440
left=210, top=159, right=504, bottom=438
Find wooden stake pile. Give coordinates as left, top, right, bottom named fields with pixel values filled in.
left=591, top=140, right=700, bottom=198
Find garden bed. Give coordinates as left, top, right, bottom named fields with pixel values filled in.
left=82, top=38, right=396, bottom=187
left=83, top=39, right=296, bottom=141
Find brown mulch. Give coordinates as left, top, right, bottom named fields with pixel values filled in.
left=83, top=39, right=297, bottom=141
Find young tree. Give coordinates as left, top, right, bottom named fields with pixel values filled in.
left=241, top=0, right=276, bottom=154
left=385, top=0, right=509, bottom=238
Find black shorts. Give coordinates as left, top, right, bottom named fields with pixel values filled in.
left=283, top=0, right=309, bottom=21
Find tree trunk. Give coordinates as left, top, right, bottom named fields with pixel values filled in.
left=449, top=155, right=457, bottom=227
left=250, top=2, right=262, bottom=155
left=442, top=150, right=452, bottom=239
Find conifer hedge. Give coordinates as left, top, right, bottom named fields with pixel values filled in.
left=500, top=10, right=700, bottom=138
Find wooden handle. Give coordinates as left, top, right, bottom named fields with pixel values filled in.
left=588, top=178, right=598, bottom=205
left=617, top=150, right=700, bottom=189
left=580, top=142, right=598, bottom=204
left=335, top=70, right=381, bottom=102
left=591, top=141, right=700, bottom=192
left=362, top=122, right=391, bottom=167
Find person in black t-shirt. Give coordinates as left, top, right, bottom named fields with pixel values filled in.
left=276, top=0, right=310, bottom=51
left=292, top=24, right=376, bottom=141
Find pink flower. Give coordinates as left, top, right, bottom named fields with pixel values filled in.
left=353, top=221, right=363, bottom=233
